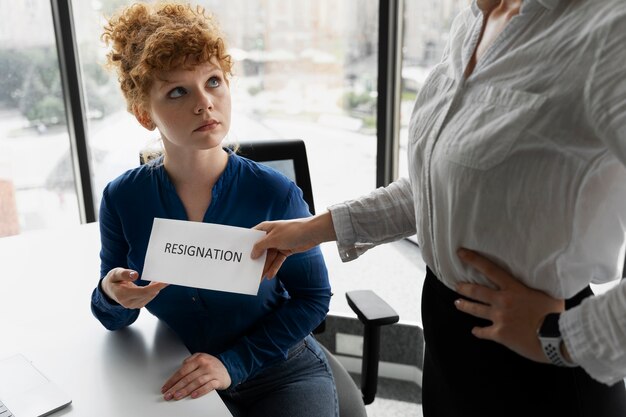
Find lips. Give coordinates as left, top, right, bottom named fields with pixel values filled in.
left=194, top=120, right=219, bottom=132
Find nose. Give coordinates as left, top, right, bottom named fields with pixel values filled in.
left=194, top=92, right=214, bottom=114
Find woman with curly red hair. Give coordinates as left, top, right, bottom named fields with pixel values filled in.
left=90, top=3, right=338, bottom=416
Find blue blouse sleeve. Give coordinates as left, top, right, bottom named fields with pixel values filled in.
left=217, top=183, right=332, bottom=386
left=90, top=184, right=140, bottom=330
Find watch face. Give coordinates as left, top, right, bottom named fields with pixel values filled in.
left=540, top=313, right=561, bottom=338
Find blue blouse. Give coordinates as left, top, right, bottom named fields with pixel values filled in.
left=90, top=150, right=331, bottom=386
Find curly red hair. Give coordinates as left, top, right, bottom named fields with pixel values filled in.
left=102, top=2, right=233, bottom=113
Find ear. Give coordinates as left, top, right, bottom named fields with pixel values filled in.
left=133, top=105, right=156, bottom=131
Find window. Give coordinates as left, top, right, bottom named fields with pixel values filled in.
left=2, top=0, right=468, bottom=323
left=72, top=0, right=379, bottom=213
left=0, top=0, right=80, bottom=236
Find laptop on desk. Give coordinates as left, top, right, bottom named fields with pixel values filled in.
left=0, top=354, right=71, bottom=417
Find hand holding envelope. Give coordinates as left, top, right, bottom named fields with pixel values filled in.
left=142, top=218, right=268, bottom=295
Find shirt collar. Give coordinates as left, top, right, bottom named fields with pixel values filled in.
left=472, top=0, right=560, bottom=16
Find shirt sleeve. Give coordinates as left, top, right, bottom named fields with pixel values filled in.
left=329, top=177, right=416, bottom=262
left=218, top=184, right=332, bottom=386
left=90, top=184, right=140, bottom=330
left=560, top=280, right=626, bottom=385
left=570, top=6, right=626, bottom=385
left=585, top=7, right=626, bottom=165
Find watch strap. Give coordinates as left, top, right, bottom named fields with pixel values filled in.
left=539, top=338, right=577, bottom=367
left=538, top=313, right=577, bottom=368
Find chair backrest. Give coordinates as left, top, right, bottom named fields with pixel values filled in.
left=235, top=139, right=316, bottom=215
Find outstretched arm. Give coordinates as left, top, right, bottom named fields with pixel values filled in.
left=252, top=211, right=336, bottom=279
left=252, top=177, right=416, bottom=278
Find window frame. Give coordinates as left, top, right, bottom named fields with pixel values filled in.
left=50, top=0, right=96, bottom=223
left=376, top=0, right=403, bottom=188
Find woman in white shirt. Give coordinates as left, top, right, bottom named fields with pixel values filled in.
left=252, top=0, right=626, bottom=415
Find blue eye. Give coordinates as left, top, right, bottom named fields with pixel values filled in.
left=207, top=76, right=221, bottom=88
left=168, top=87, right=187, bottom=99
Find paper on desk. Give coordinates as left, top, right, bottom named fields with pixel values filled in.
left=142, top=218, right=266, bottom=295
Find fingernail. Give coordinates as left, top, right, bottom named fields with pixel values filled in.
left=164, top=392, right=172, bottom=400
left=191, top=392, right=198, bottom=399
left=457, top=248, right=467, bottom=258
left=175, top=391, right=183, bottom=399
left=454, top=299, right=461, bottom=306
left=130, top=271, right=138, bottom=278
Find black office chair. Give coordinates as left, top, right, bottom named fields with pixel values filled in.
left=140, top=139, right=400, bottom=416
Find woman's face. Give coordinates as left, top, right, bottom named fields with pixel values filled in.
left=143, top=58, right=231, bottom=152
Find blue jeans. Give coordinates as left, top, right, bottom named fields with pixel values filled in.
left=219, top=335, right=339, bottom=417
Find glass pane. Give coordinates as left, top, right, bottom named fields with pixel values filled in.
left=398, top=0, right=467, bottom=179
left=72, top=0, right=154, bottom=208
left=0, top=0, right=80, bottom=237
left=73, top=0, right=379, bottom=214
left=218, top=0, right=380, bottom=210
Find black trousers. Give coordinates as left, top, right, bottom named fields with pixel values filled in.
left=422, top=267, right=626, bottom=417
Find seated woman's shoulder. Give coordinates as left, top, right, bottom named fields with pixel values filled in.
left=235, top=154, right=295, bottom=192
left=104, top=162, right=157, bottom=196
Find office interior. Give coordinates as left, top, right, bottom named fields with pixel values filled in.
left=0, top=1, right=477, bottom=416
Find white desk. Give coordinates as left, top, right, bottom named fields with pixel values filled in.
left=0, top=223, right=231, bottom=416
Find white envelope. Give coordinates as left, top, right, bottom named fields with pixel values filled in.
left=142, top=218, right=266, bottom=295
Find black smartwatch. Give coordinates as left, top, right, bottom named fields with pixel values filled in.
left=537, top=312, right=577, bottom=367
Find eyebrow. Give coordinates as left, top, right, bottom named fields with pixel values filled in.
left=152, top=76, right=172, bottom=93
left=156, top=66, right=224, bottom=90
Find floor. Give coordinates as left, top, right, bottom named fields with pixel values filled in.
left=351, top=373, right=423, bottom=417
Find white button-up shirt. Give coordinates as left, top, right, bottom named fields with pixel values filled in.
left=330, top=0, right=626, bottom=383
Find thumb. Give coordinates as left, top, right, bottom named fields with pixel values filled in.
left=125, top=269, right=139, bottom=280
left=253, top=220, right=273, bottom=233
left=112, top=268, right=139, bottom=282
left=147, top=281, right=169, bottom=291
left=251, top=235, right=269, bottom=260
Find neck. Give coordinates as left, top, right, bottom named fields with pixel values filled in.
left=162, top=146, right=229, bottom=189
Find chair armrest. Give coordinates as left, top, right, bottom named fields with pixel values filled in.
left=347, top=290, right=399, bottom=326
left=346, top=290, right=399, bottom=405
